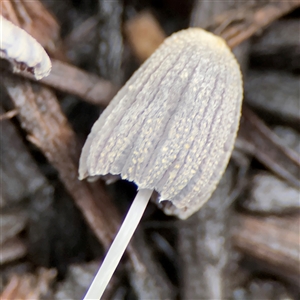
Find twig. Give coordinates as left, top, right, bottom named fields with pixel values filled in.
left=0, top=108, right=18, bottom=120
left=238, top=106, right=300, bottom=188
left=208, top=0, right=300, bottom=49
left=19, top=59, right=117, bottom=106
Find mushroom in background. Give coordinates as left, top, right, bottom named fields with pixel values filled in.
left=0, top=15, right=51, bottom=80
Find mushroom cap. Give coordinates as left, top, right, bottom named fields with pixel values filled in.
left=0, top=15, right=51, bottom=80
left=79, top=28, right=243, bottom=218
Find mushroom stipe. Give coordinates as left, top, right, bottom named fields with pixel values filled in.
left=79, top=28, right=243, bottom=299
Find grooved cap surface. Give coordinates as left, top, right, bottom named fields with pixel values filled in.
left=79, top=28, right=243, bottom=219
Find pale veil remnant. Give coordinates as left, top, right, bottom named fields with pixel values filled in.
left=79, top=28, right=243, bottom=299
left=0, top=15, right=51, bottom=80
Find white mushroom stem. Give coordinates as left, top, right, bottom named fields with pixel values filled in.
left=83, top=188, right=153, bottom=300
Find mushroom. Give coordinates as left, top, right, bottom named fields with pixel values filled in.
left=0, top=15, right=51, bottom=80
left=79, top=28, right=243, bottom=299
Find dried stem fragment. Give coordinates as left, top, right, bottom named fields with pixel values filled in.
left=0, top=108, right=18, bottom=120
left=12, top=59, right=117, bottom=106
left=241, top=171, right=300, bottom=214
left=239, top=107, right=300, bottom=188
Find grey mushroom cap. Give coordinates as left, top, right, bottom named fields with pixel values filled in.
left=79, top=28, right=243, bottom=219
left=0, top=15, right=51, bottom=80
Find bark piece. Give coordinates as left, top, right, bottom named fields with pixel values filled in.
left=0, top=104, right=62, bottom=266
left=233, top=214, right=300, bottom=285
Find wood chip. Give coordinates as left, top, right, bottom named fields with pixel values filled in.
left=233, top=279, right=294, bottom=300
left=233, top=214, right=300, bottom=285
left=0, top=268, right=56, bottom=299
